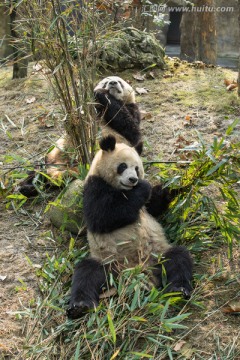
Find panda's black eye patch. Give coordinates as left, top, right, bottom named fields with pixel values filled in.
left=117, top=163, right=127, bottom=174
left=135, top=166, right=139, bottom=176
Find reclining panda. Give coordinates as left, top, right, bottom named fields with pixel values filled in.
left=18, top=76, right=142, bottom=196
left=67, top=136, right=193, bottom=319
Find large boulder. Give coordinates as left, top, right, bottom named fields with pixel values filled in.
left=98, top=27, right=165, bottom=70
left=48, top=179, right=85, bottom=234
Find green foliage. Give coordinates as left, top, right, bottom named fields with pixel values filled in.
left=16, top=242, right=192, bottom=360
left=6, top=193, right=28, bottom=210
left=4, top=120, right=239, bottom=358
left=149, top=120, right=240, bottom=257
left=0, top=151, right=34, bottom=197
left=15, top=0, right=105, bottom=164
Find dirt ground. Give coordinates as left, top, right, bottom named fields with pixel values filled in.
left=0, top=59, right=239, bottom=358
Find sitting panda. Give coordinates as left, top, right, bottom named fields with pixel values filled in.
left=17, top=76, right=142, bottom=197
left=67, top=135, right=193, bottom=319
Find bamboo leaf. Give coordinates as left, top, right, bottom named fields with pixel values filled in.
left=225, top=118, right=240, bottom=135
left=107, top=311, right=116, bottom=344
left=74, top=339, right=81, bottom=360
left=69, top=237, right=75, bottom=251
left=129, top=352, right=153, bottom=358
left=160, top=300, right=169, bottom=322
left=130, top=316, right=147, bottom=322
left=110, top=349, right=120, bottom=360
left=205, top=158, right=228, bottom=176
left=130, top=285, right=140, bottom=311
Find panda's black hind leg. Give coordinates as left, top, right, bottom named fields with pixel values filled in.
left=15, top=170, right=39, bottom=197
left=67, top=258, right=107, bottom=319
left=153, top=246, right=193, bottom=299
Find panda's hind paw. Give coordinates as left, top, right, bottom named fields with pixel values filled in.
left=67, top=300, right=97, bottom=319
left=167, top=285, right=192, bottom=300
left=181, top=287, right=191, bottom=300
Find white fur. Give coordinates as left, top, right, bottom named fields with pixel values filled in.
left=88, top=210, right=170, bottom=268
left=86, top=142, right=144, bottom=189
left=94, top=76, right=135, bottom=103
left=86, top=142, right=171, bottom=269
left=45, top=77, right=135, bottom=179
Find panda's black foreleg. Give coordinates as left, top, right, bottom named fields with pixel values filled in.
left=153, top=246, right=193, bottom=299
left=146, top=184, right=189, bottom=218
left=67, top=258, right=108, bottom=319
left=94, top=90, right=141, bottom=148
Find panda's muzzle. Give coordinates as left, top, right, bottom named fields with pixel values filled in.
left=108, top=82, right=122, bottom=94
left=120, top=177, right=138, bottom=189
left=129, top=177, right=138, bottom=184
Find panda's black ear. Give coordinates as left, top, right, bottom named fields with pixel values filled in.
left=99, top=136, right=116, bottom=152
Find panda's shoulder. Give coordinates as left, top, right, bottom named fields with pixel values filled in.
left=84, top=175, right=109, bottom=192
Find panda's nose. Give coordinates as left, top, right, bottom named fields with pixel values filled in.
left=129, top=177, right=138, bottom=184
left=109, top=81, right=117, bottom=85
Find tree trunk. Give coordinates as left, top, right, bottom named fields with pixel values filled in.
left=10, top=4, right=28, bottom=79
left=180, top=11, right=196, bottom=62
left=238, top=0, right=240, bottom=96
left=0, top=1, right=12, bottom=60
left=180, top=0, right=217, bottom=64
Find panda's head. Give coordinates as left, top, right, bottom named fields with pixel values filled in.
left=94, top=76, right=135, bottom=103
left=87, top=136, right=144, bottom=190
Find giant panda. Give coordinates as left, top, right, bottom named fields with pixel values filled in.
left=17, top=76, right=142, bottom=197
left=67, top=135, right=193, bottom=319
left=46, top=76, right=142, bottom=180
left=94, top=76, right=142, bottom=153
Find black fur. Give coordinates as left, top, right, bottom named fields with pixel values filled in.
left=152, top=246, right=193, bottom=298
left=146, top=184, right=190, bottom=218
left=134, top=141, right=143, bottom=155
left=17, top=86, right=142, bottom=198
left=83, top=176, right=151, bottom=233
left=16, top=170, right=39, bottom=197
left=16, top=157, right=79, bottom=198
left=68, top=247, right=193, bottom=318
left=16, top=170, right=59, bottom=197
left=94, top=89, right=142, bottom=151
left=67, top=258, right=107, bottom=319
left=68, top=157, right=193, bottom=318
left=99, top=135, right=116, bottom=152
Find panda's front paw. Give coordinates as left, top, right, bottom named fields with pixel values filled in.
left=94, top=88, right=109, bottom=95
left=94, top=89, right=111, bottom=106
left=137, top=180, right=152, bottom=200
left=67, top=299, right=97, bottom=319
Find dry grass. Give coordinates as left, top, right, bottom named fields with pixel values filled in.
left=0, top=59, right=239, bottom=359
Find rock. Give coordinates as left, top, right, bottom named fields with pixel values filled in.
left=48, top=179, right=85, bottom=234
left=98, top=27, right=165, bottom=70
